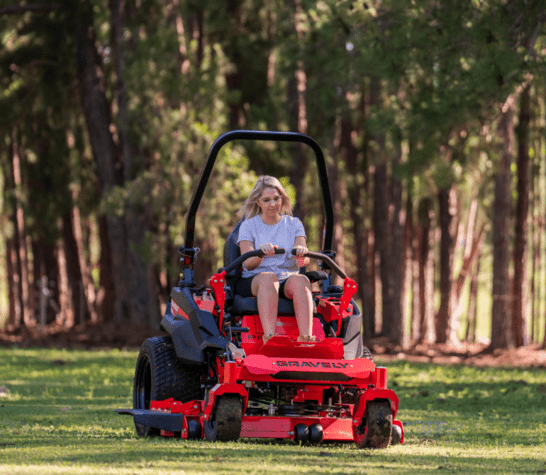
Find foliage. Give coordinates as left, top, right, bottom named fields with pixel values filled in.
left=1, top=347, right=546, bottom=474
left=1, top=0, right=546, bottom=343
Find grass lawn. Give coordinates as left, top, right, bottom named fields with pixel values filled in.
left=1, top=346, right=545, bottom=475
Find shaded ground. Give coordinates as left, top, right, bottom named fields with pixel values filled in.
left=369, top=337, right=546, bottom=368
left=0, top=322, right=163, bottom=350
left=1, top=322, right=545, bottom=368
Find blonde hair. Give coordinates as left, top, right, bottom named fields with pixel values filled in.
left=240, top=176, right=293, bottom=219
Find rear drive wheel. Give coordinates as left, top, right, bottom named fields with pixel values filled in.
left=204, top=395, right=243, bottom=442
left=353, top=400, right=392, bottom=449
left=133, top=336, right=202, bottom=436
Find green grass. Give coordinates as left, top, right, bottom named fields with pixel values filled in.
left=1, top=347, right=545, bottom=474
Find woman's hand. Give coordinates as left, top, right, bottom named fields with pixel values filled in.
left=292, top=245, right=308, bottom=267
left=260, top=243, right=277, bottom=257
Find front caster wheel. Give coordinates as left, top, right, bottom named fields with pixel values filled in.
left=391, top=423, right=403, bottom=445
left=353, top=400, right=392, bottom=449
left=204, top=395, right=243, bottom=442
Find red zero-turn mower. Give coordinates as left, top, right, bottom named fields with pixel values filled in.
left=116, top=131, right=404, bottom=448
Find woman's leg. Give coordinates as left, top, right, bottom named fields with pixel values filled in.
left=251, top=273, right=280, bottom=341
left=284, top=274, right=314, bottom=341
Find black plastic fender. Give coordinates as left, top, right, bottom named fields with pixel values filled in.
left=161, top=288, right=228, bottom=364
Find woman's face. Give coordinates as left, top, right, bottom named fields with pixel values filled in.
left=257, top=187, right=282, bottom=218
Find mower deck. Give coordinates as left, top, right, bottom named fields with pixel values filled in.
left=118, top=339, right=404, bottom=446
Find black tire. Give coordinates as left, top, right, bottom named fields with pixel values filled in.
left=353, top=400, right=392, bottom=449
left=203, top=395, right=243, bottom=442
left=133, top=336, right=203, bottom=437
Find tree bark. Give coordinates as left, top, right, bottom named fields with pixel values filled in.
left=5, top=238, right=18, bottom=329
left=97, top=215, right=116, bottom=321
left=490, top=96, right=515, bottom=350
left=62, top=212, right=90, bottom=327
left=72, top=203, right=98, bottom=323
left=435, top=184, right=458, bottom=344
left=465, top=253, right=481, bottom=343
left=417, top=198, right=435, bottom=344
left=329, top=130, right=346, bottom=285
left=7, top=131, right=30, bottom=329
left=451, top=195, right=485, bottom=341
left=529, top=140, right=539, bottom=342
left=388, top=146, right=405, bottom=346
left=512, top=83, right=531, bottom=347
left=374, top=159, right=389, bottom=337
left=341, top=111, right=374, bottom=338
left=56, top=239, right=73, bottom=327
left=286, top=0, right=308, bottom=221
left=410, top=198, right=420, bottom=344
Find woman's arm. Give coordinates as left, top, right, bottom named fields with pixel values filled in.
left=293, top=236, right=310, bottom=267
left=239, top=240, right=265, bottom=271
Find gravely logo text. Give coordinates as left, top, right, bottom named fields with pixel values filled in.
left=275, top=361, right=349, bottom=369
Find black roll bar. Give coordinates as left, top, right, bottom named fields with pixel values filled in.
left=183, top=131, right=334, bottom=263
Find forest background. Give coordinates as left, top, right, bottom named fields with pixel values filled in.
left=1, top=0, right=546, bottom=352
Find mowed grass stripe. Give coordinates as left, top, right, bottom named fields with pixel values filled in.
left=1, top=347, right=545, bottom=474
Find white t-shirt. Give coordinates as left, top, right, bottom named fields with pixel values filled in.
left=236, top=215, right=306, bottom=280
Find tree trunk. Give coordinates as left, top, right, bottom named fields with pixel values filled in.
left=62, top=212, right=91, bottom=327
left=490, top=96, right=515, bottom=350
left=529, top=139, right=539, bottom=342
left=417, top=198, right=435, bottom=344
left=374, top=160, right=390, bottom=337
left=406, top=185, right=420, bottom=345
left=340, top=109, right=374, bottom=338
left=111, top=0, right=161, bottom=327
left=465, top=253, right=481, bottom=343
left=453, top=198, right=480, bottom=302
left=75, top=0, right=160, bottom=326
left=5, top=238, right=17, bottom=329
left=7, top=131, right=30, bottom=329
left=410, top=198, right=421, bottom=344
left=388, top=146, right=405, bottom=346
left=72, top=203, right=98, bottom=323
left=512, top=83, right=531, bottom=347
left=73, top=0, right=129, bottom=322
left=435, top=185, right=458, bottom=344
left=329, top=132, right=346, bottom=286
left=286, top=0, right=308, bottom=221
left=56, top=239, right=73, bottom=327
left=31, top=240, right=60, bottom=326
left=451, top=195, right=485, bottom=341
left=97, top=214, right=116, bottom=321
